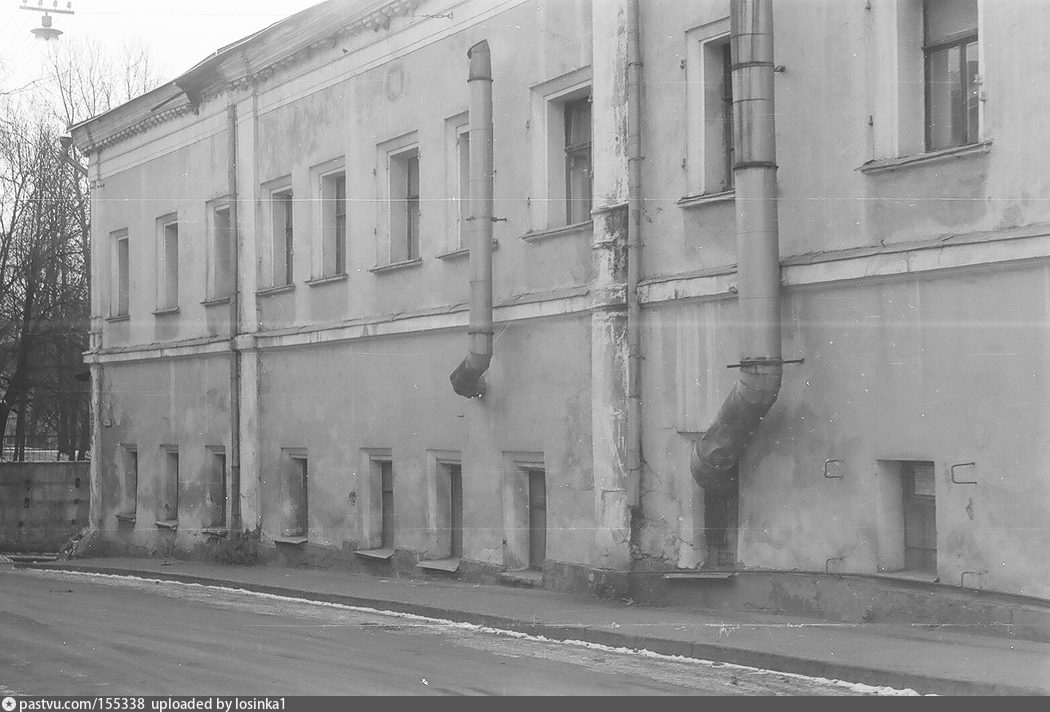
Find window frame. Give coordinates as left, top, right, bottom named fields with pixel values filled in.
left=528, top=67, right=593, bottom=232
left=562, top=96, right=593, bottom=226
left=312, top=158, right=348, bottom=280
left=156, top=214, right=179, bottom=311
left=376, top=133, right=422, bottom=268
left=206, top=200, right=233, bottom=301
left=270, top=185, right=295, bottom=287
left=444, top=113, right=470, bottom=253
left=684, top=19, right=734, bottom=198
left=922, top=0, right=980, bottom=152
left=111, top=229, right=130, bottom=318
left=157, top=444, right=179, bottom=527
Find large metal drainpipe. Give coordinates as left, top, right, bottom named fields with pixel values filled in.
left=227, top=103, right=242, bottom=531
left=690, top=0, right=782, bottom=492
left=625, top=0, right=643, bottom=507
left=450, top=40, right=494, bottom=399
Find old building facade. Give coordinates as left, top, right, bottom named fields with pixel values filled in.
left=72, top=0, right=1050, bottom=606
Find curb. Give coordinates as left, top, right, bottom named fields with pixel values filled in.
left=16, top=562, right=1043, bottom=696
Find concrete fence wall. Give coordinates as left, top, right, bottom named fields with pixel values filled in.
left=0, top=462, right=90, bottom=552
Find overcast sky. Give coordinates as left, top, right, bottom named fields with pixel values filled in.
left=0, top=0, right=324, bottom=93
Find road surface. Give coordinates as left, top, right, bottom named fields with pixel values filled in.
left=0, top=565, right=910, bottom=696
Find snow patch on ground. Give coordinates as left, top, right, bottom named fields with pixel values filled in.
left=23, top=568, right=926, bottom=696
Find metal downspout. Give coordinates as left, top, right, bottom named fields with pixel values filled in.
left=626, top=0, right=643, bottom=508
left=227, top=103, right=242, bottom=531
left=450, top=40, right=494, bottom=398
left=690, top=0, right=782, bottom=492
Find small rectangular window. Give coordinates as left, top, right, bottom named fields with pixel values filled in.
left=457, top=130, right=470, bottom=248
left=158, top=218, right=179, bottom=309
left=563, top=97, right=592, bottom=225
left=206, top=447, right=227, bottom=529
left=281, top=450, right=308, bottom=538
left=902, top=461, right=937, bottom=573
left=211, top=205, right=232, bottom=298
left=117, top=445, right=137, bottom=521
left=380, top=460, right=394, bottom=549
left=924, top=0, right=979, bottom=151
left=112, top=230, right=129, bottom=317
left=388, top=148, right=420, bottom=263
left=321, top=172, right=347, bottom=276
left=157, top=446, right=179, bottom=526
left=272, top=188, right=294, bottom=286
left=527, top=469, right=547, bottom=570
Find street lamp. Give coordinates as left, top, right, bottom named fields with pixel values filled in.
left=19, top=1, right=75, bottom=42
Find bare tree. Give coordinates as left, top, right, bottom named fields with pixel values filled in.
left=0, top=40, right=160, bottom=460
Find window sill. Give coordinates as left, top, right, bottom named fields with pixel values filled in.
left=115, top=512, right=136, bottom=524
left=273, top=535, right=308, bottom=545
left=152, top=307, right=180, bottom=317
left=305, top=273, right=349, bottom=287
left=676, top=190, right=735, bottom=208
left=521, top=220, right=592, bottom=244
left=354, top=547, right=395, bottom=560
left=858, top=139, right=992, bottom=174
left=200, top=527, right=228, bottom=537
left=416, top=557, right=460, bottom=572
left=201, top=296, right=231, bottom=307
left=105, top=314, right=130, bottom=323
left=256, top=284, right=295, bottom=297
left=154, top=518, right=178, bottom=530
left=436, top=240, right=499, bottom=261
left=369, top=258, right=422, bottom=275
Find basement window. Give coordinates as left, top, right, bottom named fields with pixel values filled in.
left=115, top=445, right=137, bottom=523
left=278, top=449, right=308, bottom=541
left=876, top=459, right=937, bottom=576
left=156, top=446, right=179, bottom=528
left=205, top=446, right=227, bottom=530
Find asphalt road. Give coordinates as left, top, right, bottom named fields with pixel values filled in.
left=0, top=566, right=902, bottom=696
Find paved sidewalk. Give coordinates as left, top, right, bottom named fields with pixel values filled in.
left=13, top=557, right=1050, bottom=696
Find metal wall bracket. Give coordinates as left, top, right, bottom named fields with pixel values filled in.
left=823, top=459, right=844, bottom=479
left=960, top=570, right=985, bottom=589
left=950, top=461, right=977, bottom=485
left=727, top=357, right=804, bottom=369
left=825, top=556, right=845, bottom=574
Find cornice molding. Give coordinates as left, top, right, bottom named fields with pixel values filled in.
left=79, top=0, right=424, bottom=155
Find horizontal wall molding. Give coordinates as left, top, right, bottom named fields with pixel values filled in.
left=89, top=285, right=589, bottom=363
left=90, top=225, right=1050, bottom=363
left=640, top=223, right=1050, bottom=305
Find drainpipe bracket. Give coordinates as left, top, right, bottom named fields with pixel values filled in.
left=726, top=357, right=803, bottom=369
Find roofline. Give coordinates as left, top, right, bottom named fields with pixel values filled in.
left=70, top=0, right=423, bottom=155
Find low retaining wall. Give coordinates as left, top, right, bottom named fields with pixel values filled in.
left=0, top=462, right=89, bottom=552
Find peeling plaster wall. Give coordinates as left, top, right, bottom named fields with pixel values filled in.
left=640, top=262, right=1050, bottom=598
left=94, top=356, right=231, bottom=555
left=253, top=315, right=595, bottom=568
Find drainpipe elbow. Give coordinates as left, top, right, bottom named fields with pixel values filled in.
left=450, top=351, right=491, bottom=399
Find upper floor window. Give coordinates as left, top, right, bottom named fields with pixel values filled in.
left=271, top=187, right=294, bottom=286
left=389, top=147, right=420, bottom=263
left=563, top=96, right=592, bottom=225
left=321, top=170, right=347, bottom=276
left=924, top=0, right=979, bottom=151
left=683, top=19, right=733, bottom=198
left=528, top=68, right=592, bottom=232
left=209, top=203, right=232, bottom=299
left=111, top=229, right=129, bottom=317
left=157, top=215, right=179, bottom=310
